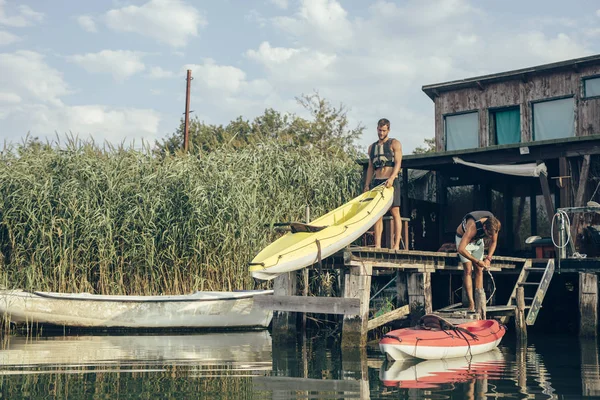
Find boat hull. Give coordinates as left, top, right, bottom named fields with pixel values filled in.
left=0, top=289, right=274, bottom=330
left=250, top=185, right=393, bottom=280
left=379, top=319, right=506, bottom=360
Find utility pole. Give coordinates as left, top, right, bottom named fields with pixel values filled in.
left=183, top=69, right=192, bottom=152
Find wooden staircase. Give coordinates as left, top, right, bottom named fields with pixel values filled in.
left=506, top=259, right=555, bottom=325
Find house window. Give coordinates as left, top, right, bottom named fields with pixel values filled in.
left=533, top=97, right=575, bottom=141
left=584, top=77, right=600, bottom=98
left=490, top=107, right=520, bottom=145
left=445, top=111, right=479, bottom=151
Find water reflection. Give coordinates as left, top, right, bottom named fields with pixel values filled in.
left=0, top=332, right=598, bottom=399
left=380, top=349, right=505, bottom=389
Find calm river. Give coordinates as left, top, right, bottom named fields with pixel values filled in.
left=0, top=330, right=598, bottom=399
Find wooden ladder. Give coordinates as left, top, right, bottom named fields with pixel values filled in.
left=506, top=259, right=555, bottom=325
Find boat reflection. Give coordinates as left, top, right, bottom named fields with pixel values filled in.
left=0, top=331, right=272, bottom=375
left=380, top=349, right=505, bottom=389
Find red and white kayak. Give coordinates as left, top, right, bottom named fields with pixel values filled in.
left=380, top=317, right=506, bottom=361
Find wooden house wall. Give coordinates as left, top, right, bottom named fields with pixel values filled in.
left=434, top=65, right=600, bottom=151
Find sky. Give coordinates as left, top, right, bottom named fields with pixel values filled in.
left=1, top=0, right=599, bottom=154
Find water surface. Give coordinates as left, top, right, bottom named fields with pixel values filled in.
left=0, top=331, right=598, bottom=399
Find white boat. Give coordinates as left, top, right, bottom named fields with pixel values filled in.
left=0, top=289, right=274, bottom=330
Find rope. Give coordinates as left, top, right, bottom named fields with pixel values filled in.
left=551, top=210, right=586, bottom=258
left=486, top=269, right=496, bottom=305
left=551, top=210, right=571, bottom=249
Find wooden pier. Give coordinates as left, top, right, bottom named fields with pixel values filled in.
left=257, top=246, right=563, bottom=347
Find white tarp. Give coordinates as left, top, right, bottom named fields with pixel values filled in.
left=452, top=157, right=547, bottom=177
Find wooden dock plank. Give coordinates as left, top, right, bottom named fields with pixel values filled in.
left=254, top=295, right=360, bottom=315
left=367, top=305, right=410, bottom=331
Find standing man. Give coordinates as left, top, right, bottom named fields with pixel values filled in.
left=455, top=211, right=501, bottom=313
left=363, top=118, right=403, bottom=250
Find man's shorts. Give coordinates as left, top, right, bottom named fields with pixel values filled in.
left=372, top=178, right=401, bottom=208
left=455, top=235, right=484, bottom=263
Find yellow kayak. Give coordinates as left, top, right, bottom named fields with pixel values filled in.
left=249, top=185, right=394, bottom=280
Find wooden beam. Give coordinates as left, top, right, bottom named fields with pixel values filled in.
left=579, top=272, right=598, bottom=338
left=254, top=295, right=360, bottom=315
left=367, top=305, right=410, bottom=331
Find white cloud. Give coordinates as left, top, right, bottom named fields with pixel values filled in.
left=67, top=50, right=146, bottom=81
left=0, top=91, right=20, bottom=104
left=246, top=41, right=337, bottom=82
left=269, top=0, right=289, bottom=9
left=245, top=9, right=267, bottom=28
left=105, top=0, right=206, bottom=47
left=0, top=1, right=44, bottom=27
left=273, top=0, right=353, bottom=47
left=0, top=50, right=70, bottom=106
left=369, top=0, right=476, bottom=27
left=0, top=29, right=19, bottom=45
left=147, top=66, right=174, bottom=79
left=596, top=9, right=600, bottom=17
left=184, top=59, right=247, bottom=93
left=0, top=49, right=161, bottom=145
left=76, top=15, right=97, bottom=33
left=28, top=105, right=161, bottom=143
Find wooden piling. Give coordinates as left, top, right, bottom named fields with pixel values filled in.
left=395, top=271, right=408, bottom=307
left=474, top=287, right=486, bottom=320
left=515, top=286, right=527, bottom=344
left=272, top=272, right=297, bottom=342
left=341, top=264, right=372, bottom=348
left=407, top=272, right=432, bottom=324
left=579, top=272, right=598, bottom=338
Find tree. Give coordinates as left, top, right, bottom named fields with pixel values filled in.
left=412, top=137, right=436, bottom=154
left=156, top=93, right=364, bottom=157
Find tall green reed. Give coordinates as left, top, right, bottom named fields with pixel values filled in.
left=0, top=138, right=361, bottom=294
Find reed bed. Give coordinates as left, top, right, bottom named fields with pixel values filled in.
left=0, top=139, right=361, bottom=294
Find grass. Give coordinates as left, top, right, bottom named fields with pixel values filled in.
left=0, top=138, right=361, bottom=294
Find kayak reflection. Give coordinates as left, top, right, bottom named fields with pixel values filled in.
left=380, top=349, right=505, bottom=389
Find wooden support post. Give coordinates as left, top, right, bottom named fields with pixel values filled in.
left=474, top=288, right=486, bottom=320
left=300, top=269, right=309, bottom=332
left=341, top=265, right=372, bottom=348
left=559, top=157, right=571, bottom=208
left=581, top=338, right=600, bottom=397
left=579, top=272, right=598, bottom=338
left=396, top=271, right=408, bottom=307
left=407, top=272, right=432, bottom=324
left=572, top=155, right=591, bottom=251
left=538, top=169, right=555, bottom=234
left=515, top=286, right=527, bottom=344
left=272, top=272, right=297, bottom=342
left=402, top=167, right=409, bottom=219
